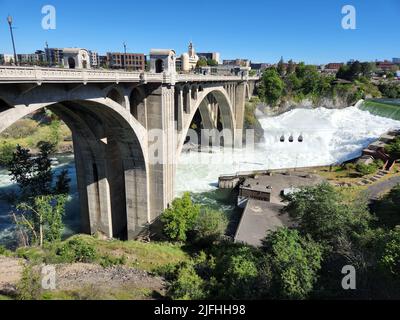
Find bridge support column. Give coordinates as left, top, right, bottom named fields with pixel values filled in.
left=234, top=82, right=247, bottom=147
left=146, top=84, right=176, bottom=221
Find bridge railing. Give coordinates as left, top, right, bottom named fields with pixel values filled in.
left=0, top=66, right=259, bottom=84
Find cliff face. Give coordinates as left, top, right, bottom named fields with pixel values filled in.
left=262, top=96, right=354, bottom=116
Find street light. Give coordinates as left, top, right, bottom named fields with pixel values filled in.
left=7, top=15, right=18, bottom=66
left=123, top=42, right=127, bottom=71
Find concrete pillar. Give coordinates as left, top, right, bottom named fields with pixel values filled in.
left=146, top=84, right=176, bottom=221
left=234, top=82, right=246, bottom=148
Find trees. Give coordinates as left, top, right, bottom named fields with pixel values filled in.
left=192, top=209, right=228, bottom=244
left=196, top=57, right=208, bottom=68
left=161, top=192, right=200, bottom=242
left=285, top=183, right=371, bottom=246
left=262, top=228, right=323, bottom=299
left=258, top=68, right=284, bottom=106
left=7, top=142, right=70, bottom=246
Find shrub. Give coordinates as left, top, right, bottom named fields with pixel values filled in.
left=99, top=254, right=127, bottom=268
left=16, top=264, right=42, bottom=300
left=0, top=142, right=15, bottom=166
left=262, top=228, right=323, bottom=300
left=161, top=193, right=200, bottom=242
left=356, top=161, right=380, bottom=176
left=167, top=262, right=206, bottom=300
left=55, top=238, right=98, bottom=263
left=192, top=209, right=228, bottom=244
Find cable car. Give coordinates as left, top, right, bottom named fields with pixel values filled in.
left=298, top=134, right=303, bottom=143
left=289, top=135, right=294, bottom=143
left=280, top=135, right=285, bottom=142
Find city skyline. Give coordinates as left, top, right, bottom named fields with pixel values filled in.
left=0, top=0, right=399, bottom=64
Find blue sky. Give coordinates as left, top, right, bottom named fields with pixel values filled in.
left=0, top=0, right=399, bottom=64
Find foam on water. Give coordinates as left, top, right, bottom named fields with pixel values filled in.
left=176, top=107, right=400, bottom=195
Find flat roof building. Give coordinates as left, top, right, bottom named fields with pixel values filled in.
left=107, top=52, right=146, bottom=71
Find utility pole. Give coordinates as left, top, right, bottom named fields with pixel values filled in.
left=123, top=42, right=127, bottom=71
left=7, top=15, right=18, bottom=66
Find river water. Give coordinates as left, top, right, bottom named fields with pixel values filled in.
left=1, top=106, right=400, bottom=246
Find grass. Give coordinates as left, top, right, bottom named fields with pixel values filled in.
left=12, top=234, right=188, bottom=273
left=0, top=119, right=72, bottom=153
left=42, top=285, right=155, bottom=300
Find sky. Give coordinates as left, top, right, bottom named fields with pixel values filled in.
left=0, top=0, right=399, bottom=64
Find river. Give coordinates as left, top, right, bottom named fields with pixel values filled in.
left=1, top=105, right=400, bottom=246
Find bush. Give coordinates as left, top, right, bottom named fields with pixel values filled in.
left=356, top=161, right=380, bottom=176
left=55, top=238, right=98, bottom=263
left=192, top=209, right=227, bottom=244
left=262, top=228, right=323, bottom=299
left=167, top=262, right=206, bottom=300
left=99, top=254, right=127, bottom=268
left=16, top=264, right=42, bottom=300
left=161, top=193, right=200, bottom=242
left=0, top=142, right=15, bottom=166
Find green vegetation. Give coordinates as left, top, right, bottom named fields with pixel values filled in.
left=5, top=142, right=70, bottom=247
left=355, top=160, right=384, bottom=176
left=243, top=97, right=264, bottom=142
left=16, top=264, right=42, bottom=300
left=262, top=228, right=323, bottom=299
left=161, top=193, right=200, bottom=242
left=258, top=60, right=399, bottom=108
left=385, top=136, right=400, bottom=158
left=0, top=112, right=72, bottom=162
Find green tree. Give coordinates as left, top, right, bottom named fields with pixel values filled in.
left=207, top=59, right=218, bottom=67
left=378, top=229, right=400, bottom=279
left=0, top=142, right=15, bottom=166
left=277, top=57, right=286, bottom=76
left=168, top=262, right=206, bottom=300
left=192, top=209, right=227, bottom=244
left=262, top=228, right=323, bottom=299
left=15, top=195, right=67, bottom=246
left=161, top=192, right=200, bottom=242
left=285, top=183, right=371, bottom=246
left=196, top=57, right=208, bottom=68
left=258, top=68, right=284, bottom=106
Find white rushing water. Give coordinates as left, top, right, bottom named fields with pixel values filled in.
left=176, top=106, right=400, bottom=195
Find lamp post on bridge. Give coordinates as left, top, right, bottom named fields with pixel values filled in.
left=123, top=41, right=127, bottom=71
left=7, top=15, right=18, bottom=66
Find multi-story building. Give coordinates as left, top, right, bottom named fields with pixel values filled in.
left=1, top=54, right=16, bottom=64
left=250, top=63, right=271, bottom=71
left=45, top=48, right=64, bottom=66
left=197, top=52, right=220, bottom=64
left=99, top=55, right=109, bottom=68
left=223, top=59, right=250, bottom=67
left=89, top=51, right=99, bottom=68
left=376, top=60, right=396, bottom=72
left=106, top=52, right=146, bottom=71
left=393, top=58, right=400, bottom=65
left=324, top=63, right=344, bottom=71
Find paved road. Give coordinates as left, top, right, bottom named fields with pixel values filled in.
left=365, top=176, right=400, bottom=200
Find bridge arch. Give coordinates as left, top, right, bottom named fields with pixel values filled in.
left=177, top=86, right=236, bottom=157
left=106, top=87, right=126, bottom=108
left=0, top=97, right=149, bottom=240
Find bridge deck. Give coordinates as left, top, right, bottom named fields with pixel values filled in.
left=0, top=66, right=259, bottom=84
